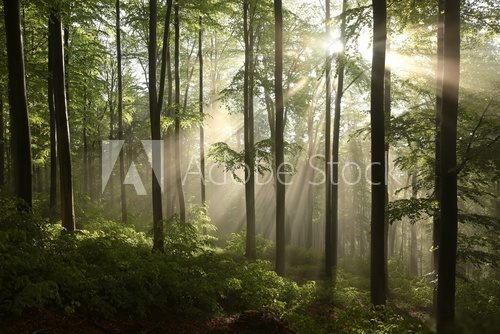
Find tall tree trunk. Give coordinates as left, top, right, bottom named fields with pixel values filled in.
left=436, top=0, right=460, bottom=332
left=83, top=87, right=89, bottom=195
left=274, top=0, right=285, bottom=276
left=243, top=0, right=256, bottom=260
left=306, top=102, right=315, bottom=249
left=384, top=40, right=391, bottom=293
left=174, top=3, right=186, bottom=223
left=3, top=0, right=32, bottom=208
left=199, top=16, right=206, bottom=209
left=49, top=11, right=75, bottom=231
left=159, top=0, right=175, bottom=220
left=433, top=0, right=445, bottom=313
left=48, top=42, right=57, bottom=221
left=331, top=0, right=348, bottom=283
left=64, top=25, right=70, bottom=116
left=149, top=0, right=164, bottom=251
left=0, top=96, right=4, bottom=188
left=196, top=17, right=206, bottom=212
left=116, top=0, right=128, bottom=223
left=324, top=0, right=333, bottom=279
left=370, top=0, right=387, bottom=306
left=410, top=172, right=419, bottom=276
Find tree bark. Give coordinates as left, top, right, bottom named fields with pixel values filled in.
left=0, top=96, right=4, bottom=188
left=116, top=0, right=128, bottom=223
left=174, top=3, right=186, bottom=223
left=243, top=0, right=256, bottom=260
left=149, top=0, right=164, bottom=251
left=437, top=0, right=461, bottom=331
left=370, top=0, right=387, bottom=306
left=48, top=41, right=57, bottom=221
left=433, top=0, right=445, bottom=313
left=3, top=0, right=32, bottom=208
left=83, top=87, right=89, bottom=195
left=331, top=0, right=348, bottom=283
left=410, top=173, right=419, bottom=276
left=274, top=0, right=285, bottom=276
left=324, top=0, right=333, bottom=279
left=199, top=16, right=206, bottom=209
left=49, top=11, right=75, bottom=231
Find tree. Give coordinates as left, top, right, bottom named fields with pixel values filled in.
left=436, top=0, right=461, bottom=331
left=324, top=0, right=333, bottom=279
left=330, top=0, right=348, bottom=282
left=2, top=0, right=32, bottom=208
left=149, top=0, right=164, bottom=251
left=48, top=9, right=75, bottom=231
left=433, top=0, right=445, bottom=310
left=0, top=95, right=4, bottom=188
left=116, top=0, right=128, bottom=223
left=199, top=15, right=206, bottom=208
left=370, top=0, right=387, bottom=306
left=174, top=2, right=186, bottom=223
left=243, top=0, right=256, bottom=260
left=274, top=0, right=285, bottom=276
left=47, top=20, right=57, bottom=222
left=410, top=172, right=419, bottom=276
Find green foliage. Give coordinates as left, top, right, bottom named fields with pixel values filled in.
left=456, top=278, right=500, bottom=333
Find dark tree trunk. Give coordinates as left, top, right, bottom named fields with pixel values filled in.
left=410, top=173, right=419, bottom=276
left=199, top=16, right=206, bottom=208
left=159, top=0, right=175, bottom=220
left=243, top=0, right=256, bottom=260
left=436, top=0, right=461, bottom=332
left=49, top=11, right=75, bottom=231
left=48, top=41, right=58, bottom=221
left=370, top=0, right=387, bottom=306
left=83, top=87, right=89, bottom=195
left=433, top=0, right=445, bottom=312
left=0, top=96, right=4, bottom=188
left=384, top=41, right=391, bottom=294
left=149, top=0, right=164, bottom=251
left=158, top=0, right=172, bottom=114
left=274, top=0, right=286, bottom=276
left=3, top=0, right=32, bottom=208
left=324, top=0, right=333, bottom=279
left=330, top=0, right=348, bottom=282
left=116, top=0, right=128, bottom=223
left=305, top=103, right=315, bottom=249
left=174, top=3, right=186, bottom=223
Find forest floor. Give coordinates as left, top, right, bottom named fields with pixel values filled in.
left=2, top=309, right=294, bottom=334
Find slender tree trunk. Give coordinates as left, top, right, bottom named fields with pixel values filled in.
left=331, top=0, right=348, bottom=282
left=410, top=172, right=419, bottom=276
left=433, top=0, right=445, bottom=313
left=160, top=0, right=175, bottom=220
left=0, top=96, right=4, bottom=188
left=149, top=0, right=164, bottom=251
left=64, top=25, right=70, bottom=116
left=199, top=16, right=206, bottom=210
left=370, top=0, right=387, bottom=306
left=116, top=0, right=128, bottom=223
left=243, top=0, right=256, bottom=260
left=83, top=87, right=89, bottom=195
left=274, top=0, right=285, bottom=276
left=49, top=11, right=75, bottom=231
left=48, top=42, right=58, bottom=220
left=174, top=3, right=186, bottom=223
left=3, top=0, right=32, bottom=208
left=437, top=0, right=461, bottom=331
left=324, top=0, right=333, bottom=279
left=384, top=40, right=391, bottom=293
left=306, top=103, right=315, bottom=249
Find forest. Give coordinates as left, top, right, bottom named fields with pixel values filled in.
left=0, top=0, right=499, bottom=333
